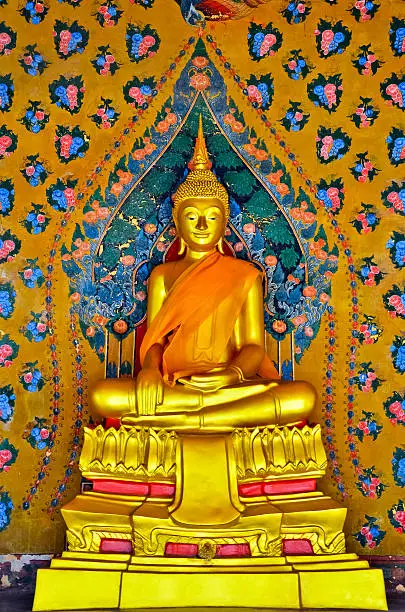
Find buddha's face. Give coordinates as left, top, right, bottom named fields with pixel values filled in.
left=176, top=197, right=226, bottom=253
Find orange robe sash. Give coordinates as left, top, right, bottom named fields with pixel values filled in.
left=140, top=251, right=280, bottom=383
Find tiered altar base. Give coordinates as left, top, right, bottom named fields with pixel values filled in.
left=34, top=552, right=387, bottom=610
left=33, top=424, right=387, bottom=610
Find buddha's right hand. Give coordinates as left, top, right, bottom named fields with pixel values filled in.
left=136, top=368, right=164, bottom=416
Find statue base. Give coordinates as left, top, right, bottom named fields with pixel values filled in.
left=33, top=552, right=387, bottom=611
left=33, top=424, right=387, bottom=610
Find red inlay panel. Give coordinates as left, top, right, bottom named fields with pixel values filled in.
left=263, top=478, right=316, bottom=495
left=100, top=538, right=133, bottom=553
left=164, top=542, right=251, bottom=558
left=165, top=543, right=199, bottom=557
left=149, top=482, right=176, bottom=497
left=92, top=479, right=150, bottom=496
left=238, top=482, right=264, bottom=497
left=216, top=544, right=251, bottom=557
left=282, top=539, right=314, bottom=555
left=91, top=479, right=175, bottom=497
left=239, top=478, right=316, bottom=497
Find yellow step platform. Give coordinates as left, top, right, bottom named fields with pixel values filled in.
left=32, top=552, right=387, bottom=611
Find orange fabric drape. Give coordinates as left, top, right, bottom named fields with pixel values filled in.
left=140, top=252, right=280, bottom=382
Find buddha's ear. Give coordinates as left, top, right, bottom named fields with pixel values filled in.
left=177, top=237, right=186, bottom=256
left=217, top=238, right=225, bottom=255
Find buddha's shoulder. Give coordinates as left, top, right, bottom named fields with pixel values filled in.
left=149, top=261, right=182, bottom=283
left=149, top=261, right=172, bottom=278
left=223, top=255, right=261, bottom=276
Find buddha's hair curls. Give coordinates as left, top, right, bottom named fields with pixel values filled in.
left=172, top=169, right=230, bottom=219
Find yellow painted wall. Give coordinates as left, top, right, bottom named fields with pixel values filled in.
left=0, top=0, right=404, bottom=555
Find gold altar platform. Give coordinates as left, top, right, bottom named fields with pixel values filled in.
left=33, top=551, right=387, bottom=610
left=33, top=425, right=387, bottom=611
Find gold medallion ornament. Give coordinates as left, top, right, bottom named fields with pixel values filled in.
left=33, top=118, right=387, bottom=612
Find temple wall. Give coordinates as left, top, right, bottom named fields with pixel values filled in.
left=0, top=0, right=404, bottom=564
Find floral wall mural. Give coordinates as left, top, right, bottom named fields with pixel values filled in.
left=0, top=0, right=404, bottom=561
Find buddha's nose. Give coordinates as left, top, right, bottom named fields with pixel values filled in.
left=196, top=215, right=208, bottom=231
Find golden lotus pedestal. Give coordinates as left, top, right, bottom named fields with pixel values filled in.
left=33, top=424, right=387, bottom=611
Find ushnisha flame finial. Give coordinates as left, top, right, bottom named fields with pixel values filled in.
left=172, top=114, right=229, bottom=216
left=188, top=114, right=212, bottom=171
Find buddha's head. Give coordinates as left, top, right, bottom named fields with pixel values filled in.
left=172, top=115, right=229, bottom=254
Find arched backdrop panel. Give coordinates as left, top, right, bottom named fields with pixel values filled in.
left=63, top=47, right=337, bottom=369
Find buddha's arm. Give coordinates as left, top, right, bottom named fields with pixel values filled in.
left=136, top=266, right=167, bottom=415
left=146, top=265, right=167, bottom=328
left=231, top=274, right=265, bottom=378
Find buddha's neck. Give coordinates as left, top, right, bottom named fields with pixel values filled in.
left=183, top=247, right=219, bottom=262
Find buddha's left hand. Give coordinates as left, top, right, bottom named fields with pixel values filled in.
left=179, top=367, right=240, bottom=393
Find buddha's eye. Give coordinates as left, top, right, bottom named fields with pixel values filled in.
left=208, top=215, right=218, bottom=221
left=186, top=213, right=197, bottom=221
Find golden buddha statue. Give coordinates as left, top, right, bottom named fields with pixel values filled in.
left=90, top=115, right=315, bottom=431
left=33, top=116, right=387, bottom=612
